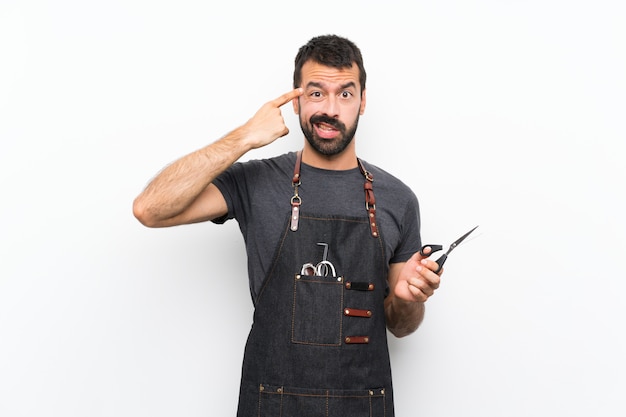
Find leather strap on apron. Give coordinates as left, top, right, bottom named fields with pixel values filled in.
left=291, top=150, right=379, bottom=237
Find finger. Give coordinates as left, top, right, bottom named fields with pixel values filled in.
left=419, top=246, right=433, bottom=257
left=270, top=88, right=303, bottom=108
left=415, top=245, right=441, bottom=260
left=419, top=259, right=442, bottom=277
left=407, top=282, right=429, bottom=302
left=409, top=279, right=433, bottom=297
left=408, top=250, right=424, bottom=264
left=416, top=262, right=441, bottom=288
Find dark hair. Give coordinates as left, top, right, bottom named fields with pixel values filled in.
left=293, top=34, right=366, bottom=92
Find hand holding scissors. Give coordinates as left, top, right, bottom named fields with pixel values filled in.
left=420, top=226, right=478, bottom=274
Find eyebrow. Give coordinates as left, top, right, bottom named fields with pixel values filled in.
left=306, top=81, right=357, bottom=90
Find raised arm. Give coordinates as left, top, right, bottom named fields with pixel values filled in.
left=132, top=88, right=303, bottom=228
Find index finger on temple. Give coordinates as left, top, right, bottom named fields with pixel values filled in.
left=271, top=88, right=303, bottom=107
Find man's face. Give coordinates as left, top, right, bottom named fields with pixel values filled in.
left=293, top=61, right=366, bottom=156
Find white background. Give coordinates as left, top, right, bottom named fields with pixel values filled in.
left=1, top=1, right=625, bottom=416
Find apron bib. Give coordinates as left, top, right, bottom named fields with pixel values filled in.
left=236, top=152, right=394, bottom=417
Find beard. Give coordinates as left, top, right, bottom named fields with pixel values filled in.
left=299, top=112, right=360, bottom=156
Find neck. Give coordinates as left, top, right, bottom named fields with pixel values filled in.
left=300, top=141, right=358, bottom=170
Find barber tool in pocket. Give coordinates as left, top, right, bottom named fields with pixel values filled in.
left=300, top=242, right=337, bottom=277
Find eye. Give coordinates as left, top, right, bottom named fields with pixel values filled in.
left=308, top=90, right=325, bottom=102
left=340, top=91, right=353, bottom=99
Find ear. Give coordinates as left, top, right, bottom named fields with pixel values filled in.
left=359, top=89, right=367, bottom=115
left=293, top=96, right=300, bottom=114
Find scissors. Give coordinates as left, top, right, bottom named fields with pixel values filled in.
left=420, top=225, right=478, bottom=274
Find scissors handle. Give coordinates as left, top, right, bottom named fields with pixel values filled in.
left=419, top=244, right=443, bottom=256
left=420, top=244, right=445, bottom=274
left=434, top=254, right=447, bottom=274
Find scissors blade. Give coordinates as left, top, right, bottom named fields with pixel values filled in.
left=447, top=225, right=479, bottom=254
left=432, top=225, right=479, bottom=274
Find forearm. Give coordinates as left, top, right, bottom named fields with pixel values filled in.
left=384, top=295, right=425, bottom=338
left=133, top=127, right=251, bottom=227
left=134, top=88, right=302, bottom=227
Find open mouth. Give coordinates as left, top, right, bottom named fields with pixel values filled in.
left=311, top=114, right=343, bottom=140
left=314, top=122, right=340, bottom=139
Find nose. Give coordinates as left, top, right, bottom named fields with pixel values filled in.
left=321, top=95, right=339, bottom=118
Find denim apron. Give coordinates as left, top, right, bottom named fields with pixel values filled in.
left=236, top=152, right=394, bottom=417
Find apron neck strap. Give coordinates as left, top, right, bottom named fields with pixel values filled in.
left=290, top=150, right=379, bottom=238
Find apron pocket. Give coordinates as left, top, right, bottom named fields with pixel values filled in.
left=258, top=384, right=387, bottom=417
left=292, top=274, right=344, bottom=346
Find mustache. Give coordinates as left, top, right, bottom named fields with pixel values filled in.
left=309, top=115, right=345, bottom=130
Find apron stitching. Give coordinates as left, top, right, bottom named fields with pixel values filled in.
left=255, top=218, right=292, bottom=305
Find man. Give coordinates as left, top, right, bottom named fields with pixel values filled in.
left=134, top=34, right=442, bottom=417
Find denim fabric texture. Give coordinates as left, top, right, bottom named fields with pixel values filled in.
left=236, top=208, right=395, bottom=417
